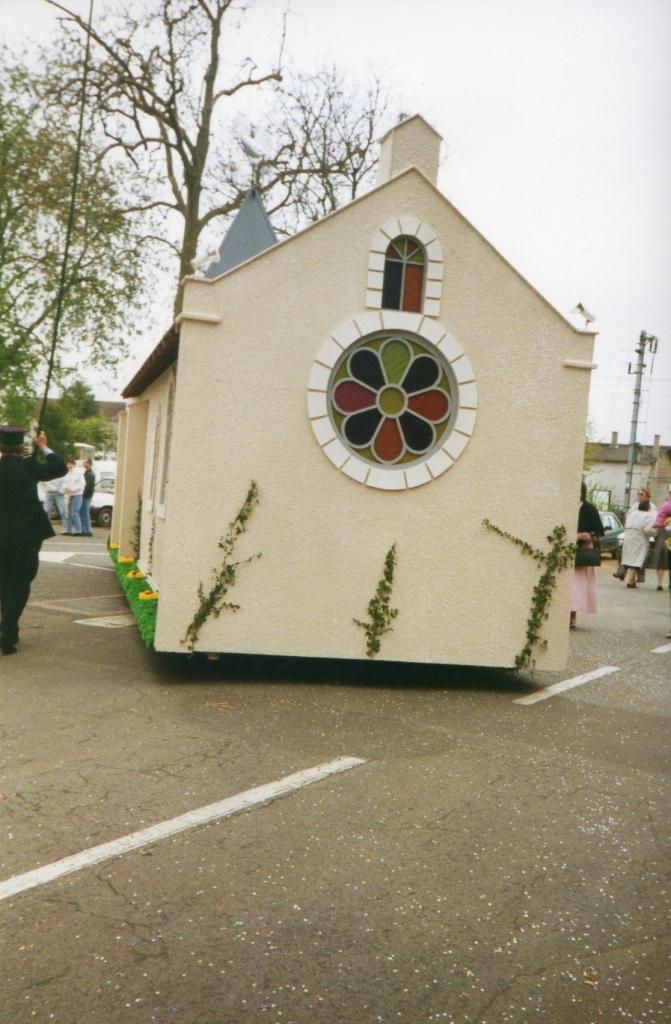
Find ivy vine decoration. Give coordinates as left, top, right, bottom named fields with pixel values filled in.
left=482, top=519, right=576, bottom=672
left=147, top=514, right=156, bottom=575
left=132, top=494, right=142, bottom=560
left=354, top=543, right=399, bottom=658
left=182, top=481, right=261, bottom=652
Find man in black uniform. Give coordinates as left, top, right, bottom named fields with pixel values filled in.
left=0, top=426, right=66, bottom=655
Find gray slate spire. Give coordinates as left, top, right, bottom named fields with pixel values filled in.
left=205, top=188, right=278, bottom=278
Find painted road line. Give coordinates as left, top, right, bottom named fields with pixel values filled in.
left=514, top=666, right=620, bottom=705
left=0, top=756, right=365, bottom=902
left=66, top=562, right=115, bottom=573
left=651, top=643, right=671, bottom=654
left=38, top=551, right=73, bottom=563
left=74, top=613, right=135, bottom=628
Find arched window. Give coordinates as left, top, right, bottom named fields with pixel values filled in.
left=382, top=236, right=426, bottom=312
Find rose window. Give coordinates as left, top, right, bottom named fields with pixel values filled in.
left=329, top=334, right=455, bottom=466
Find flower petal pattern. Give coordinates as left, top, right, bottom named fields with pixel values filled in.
left=400, top=411, right=435, bottom=452
left=402, top=355, right=440, bottom=394
left=344, top=408, right=382, bottom=447
left=374, top=417, right=404, bottom=462
left=329, top=334, right=453, bottom=466
left=349, top=349, right=385, bottom=390
left=333, top=380, right=376, bottom=414
left=407, top=389, right=450, bottom=422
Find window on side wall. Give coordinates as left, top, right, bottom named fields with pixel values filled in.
left=147, top=407, right=162, bottom=512
left=382, top=236, right=426, bottom=312
left=158, top=380, right=175, bottom=515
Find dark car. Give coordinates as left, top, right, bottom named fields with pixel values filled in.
left=599, top=510, right=624, bottom=557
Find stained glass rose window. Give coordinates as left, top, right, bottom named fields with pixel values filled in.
left=328, top=334, right=455, bottom=466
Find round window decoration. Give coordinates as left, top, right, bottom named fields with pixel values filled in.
left=307, top=313, right=478, bottom=490
left=329, top=333, right=454, bottom=467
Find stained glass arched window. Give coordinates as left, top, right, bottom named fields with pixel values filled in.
left=382, top=236, right=426, bottom=312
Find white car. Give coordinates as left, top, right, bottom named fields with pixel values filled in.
left=90, top=478, right=115, bottom=527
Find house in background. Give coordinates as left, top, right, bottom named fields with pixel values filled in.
left=585, top=432, right=671, bottom=510
left=112, top=114, right=597, bottom=669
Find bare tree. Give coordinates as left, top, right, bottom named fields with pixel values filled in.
left=255, top=66, right=388, bottom=233
left=45, top=1, right=392, bottom=316
left=46, top=0, right=286, bottom=315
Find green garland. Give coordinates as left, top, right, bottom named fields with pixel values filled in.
left=109, top=547, right=157, bottom=648
left=132, top=494, right=142, bottom=560
left=147, top=514, right=156, bottom=574
left=182, top=481, right=261, bottom=652
left=354, top=543, right=399, bottom=658
left=482, top=519, right=576, bottom=672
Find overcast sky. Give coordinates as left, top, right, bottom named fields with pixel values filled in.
left=2, top=0, right=670, bottom=444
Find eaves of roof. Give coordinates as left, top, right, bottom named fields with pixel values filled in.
left=122, top=323, right=179, bottom=399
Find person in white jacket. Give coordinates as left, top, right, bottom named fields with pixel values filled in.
left=60, top=459, right=86, bottom=536
left=621, top=501, right=656, bottom=588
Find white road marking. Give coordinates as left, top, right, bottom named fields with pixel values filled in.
left=651, top=643, right=671, bottom=654
left=514, top=666, right=621, bottom=705
left=74, top=613, right=135, bottom=628
left=0, top=756, right=365, bottom=902
left=39, top=550, right=113, bottom=572
left=66, top=562, right=115, bottom=573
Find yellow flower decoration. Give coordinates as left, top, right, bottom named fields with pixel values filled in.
left=139, top=590, right=159, bottom=601
left=127, top=569, right=146, bottom=580
left=110, top=542, right=120, bottom=549
left=118, top=555, right=134, bottom=564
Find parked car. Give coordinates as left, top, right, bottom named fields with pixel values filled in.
left=599, top=510, right=624, bottom=557
left=90, top=478, right=115, bottom=527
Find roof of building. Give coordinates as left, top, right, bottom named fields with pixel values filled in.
left=204, top=188, right=278, bottom=279
left=122, top=113, right=597, bottom=399
left=122, top=324, right=180, bottom=399
left=589, top=442, right=669, bottom=465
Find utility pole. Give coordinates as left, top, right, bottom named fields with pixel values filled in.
left=624, top=330, right=658, bottom=509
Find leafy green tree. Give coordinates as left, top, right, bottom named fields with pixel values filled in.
left=60, top=379, right=98, bottom=421
left=0, top=52, right=151, bottom=420
left=69, top=415, right=116, bottom=453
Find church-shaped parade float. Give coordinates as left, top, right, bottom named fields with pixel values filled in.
left=111, top=115, right=596, bottom=669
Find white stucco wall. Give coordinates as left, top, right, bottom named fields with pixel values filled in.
left=145, top=168, right=594, bottom=668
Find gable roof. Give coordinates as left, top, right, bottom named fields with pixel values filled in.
left=123, top=156, right=596, bottom=399
left=204, top=188, right=278, bottom=279
left=190, top=165, right=597, bottom=338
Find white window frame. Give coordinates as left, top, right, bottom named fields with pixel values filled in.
left=307, top=311, right=477, bottom=491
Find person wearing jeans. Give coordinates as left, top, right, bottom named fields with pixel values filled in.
left=43, top=478, right=66, bottom=524
left=61, top=459, right=85, bottom=535
left=80, top=458, right=95, bottom=537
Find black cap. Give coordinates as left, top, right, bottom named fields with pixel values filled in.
left=0, top=425, right=27, bottom=454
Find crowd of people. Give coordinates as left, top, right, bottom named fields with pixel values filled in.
left=571, top=481, right=671, bottom=629
left=2, top=420, right=670, bottom=657
left=43, top=457, right=96, bottom=536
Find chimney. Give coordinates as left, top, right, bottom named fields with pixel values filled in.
left=610, top=431, right=618, bottom=446
left=377, top=114, right=442, bottom=187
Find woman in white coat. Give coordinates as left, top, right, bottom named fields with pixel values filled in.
left=621, top=500, right=656, bottom=588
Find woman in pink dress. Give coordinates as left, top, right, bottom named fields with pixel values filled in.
left=570, top=482, right=605, bottom=629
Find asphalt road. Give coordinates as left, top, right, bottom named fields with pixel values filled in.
left=1, top=534, right=669, bottom=1024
